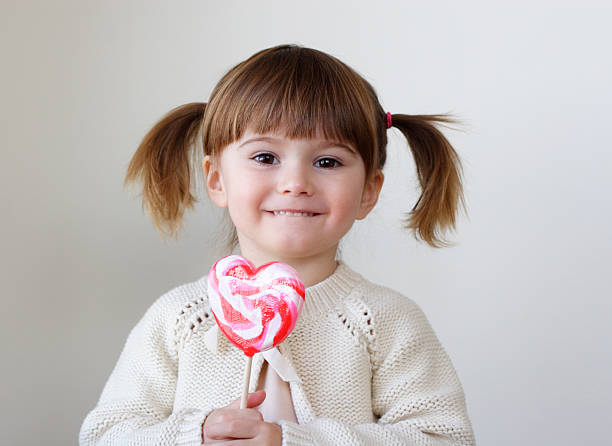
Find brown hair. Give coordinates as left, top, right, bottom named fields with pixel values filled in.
left=124, top=44, right=468, bottom=252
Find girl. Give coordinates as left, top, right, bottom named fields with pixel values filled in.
left=80, top=44, right=475, bottom=445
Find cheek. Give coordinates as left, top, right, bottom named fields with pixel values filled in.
left=330, top=176, right=365, bottom=211
left=324, top=189, right=364, bottom=230
left=225, top=176, right=265, bottom=216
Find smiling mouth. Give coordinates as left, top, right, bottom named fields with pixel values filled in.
left=266, top=210, right=320, bottom=217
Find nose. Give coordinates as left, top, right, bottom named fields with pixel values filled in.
left=276, top=160, right=313, bottom=196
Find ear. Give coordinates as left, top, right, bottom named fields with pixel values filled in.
left=356, top=169, right=384, bottom=220
left=202, top=155, right=227, bottom=208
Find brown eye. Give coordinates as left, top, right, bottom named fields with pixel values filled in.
left=315, top=158, right=341, bottom=169
left=252, top=153, right=277, bottom=164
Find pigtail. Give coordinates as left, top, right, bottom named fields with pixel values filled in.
left=391, top=113, right=468, bottom=248
left=123, top=102, right=206, bottom=242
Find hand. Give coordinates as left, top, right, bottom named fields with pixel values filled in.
left=202, top=389, right=282, bottom=445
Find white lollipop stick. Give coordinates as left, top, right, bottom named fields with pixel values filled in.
left=240, top=356, right=253, bottom=409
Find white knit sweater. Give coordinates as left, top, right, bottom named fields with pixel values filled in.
left=79, top=260, right=475, bottom=445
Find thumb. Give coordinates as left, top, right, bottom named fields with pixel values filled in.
left=230, top=389, right=266, bottom=409
left=246, top=389, right=266, bottom=408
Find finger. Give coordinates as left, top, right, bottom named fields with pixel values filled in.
left=228, top=390, right=266, bottom=409
left=246, top=389, right=266, bottom=408
left=214, top=408, right=263, bottom=423
left=206, top=419, right=259, bottom=440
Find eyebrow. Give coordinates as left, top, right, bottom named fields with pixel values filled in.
left=238, top=136, right=358, bottom=156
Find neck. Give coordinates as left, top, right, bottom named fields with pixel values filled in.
left=237, top=246, right=339, bottom=288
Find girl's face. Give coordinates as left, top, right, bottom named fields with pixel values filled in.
left=203, top=127, right=383, bottom=266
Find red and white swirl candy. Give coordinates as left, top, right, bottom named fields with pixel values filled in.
left=207, top=255, right=305, bottom=357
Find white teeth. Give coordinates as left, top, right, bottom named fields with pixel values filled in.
left=273, top=211, right=315, bottom=217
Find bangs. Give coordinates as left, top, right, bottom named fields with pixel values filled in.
left=202, top=45, right=382, bottom=173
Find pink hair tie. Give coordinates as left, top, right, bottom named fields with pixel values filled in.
left=386, top=112, right=392, bottom=129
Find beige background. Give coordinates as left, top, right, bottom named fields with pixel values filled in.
left=1, top=1, right=611, bottom=445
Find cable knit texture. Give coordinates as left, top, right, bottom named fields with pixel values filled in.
left=80, top=260, right=475, bottom=445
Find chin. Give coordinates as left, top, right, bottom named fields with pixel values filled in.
left=274, top=244, right=325, bottom=259
left=267, top=241, right=321, bottom=260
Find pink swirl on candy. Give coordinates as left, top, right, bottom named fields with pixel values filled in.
left=207, top=255, right=305, bottom=357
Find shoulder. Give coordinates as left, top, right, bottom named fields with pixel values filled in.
left=144, top=274, right=209, bottom=322
left=346, top=267, right=432, bottom=333
left=130, top=274, right=211, bottom=357
left=341, top=266, right=440, bottom=366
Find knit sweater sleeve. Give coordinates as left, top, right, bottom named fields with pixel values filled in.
left=79, top=293, right=210, bottom=445
left=278, top=289, right=475, bottom=446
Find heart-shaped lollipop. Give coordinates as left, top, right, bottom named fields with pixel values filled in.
left=207, top=255, right=305, bottom=357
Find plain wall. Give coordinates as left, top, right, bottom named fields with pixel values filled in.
left=1, top=0, right=611, bottom=444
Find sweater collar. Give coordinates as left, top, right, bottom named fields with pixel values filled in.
left=301, top=259, right=361, bottom=318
